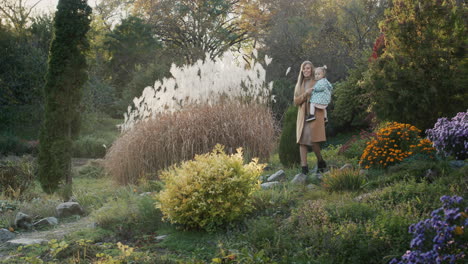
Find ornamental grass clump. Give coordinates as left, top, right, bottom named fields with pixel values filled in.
left=321, top=168, right=366, bottom=192
left=426, top=111, right=467, bottom=160
left=104, top=102, right=276, bottom=185
left=360, top=122, right=436, bottom=169
left=156, top=144, right=265, bottom=231
left=390, top=195, right=467, bottom=264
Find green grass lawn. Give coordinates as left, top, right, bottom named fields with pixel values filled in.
left=1, top=140, right=466, bottom=264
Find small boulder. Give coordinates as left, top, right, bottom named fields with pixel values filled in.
left=306, top=184, right=319, bottom=190
left=267, top=170, right=286, bottom=182
left=139, top=192, right=152, bottom=197
left=354, top=193, right=373, bottom=202
left=0, top=228, right=15, bottom=242
left=33, top=217, right=59, bottom=228
left=14, top=212, right=32, bottom=230
left=340, top=164, right=353, bottom=170
left=56, top=202, right=84, bottom=218
left=261, top=182, right=281, bottom=189
left=155, top=235, right=168, bottom=242
left=291, top=173, right=307, bottom=185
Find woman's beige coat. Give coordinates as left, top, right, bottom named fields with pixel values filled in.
left=293, top=61, right=327, bottom=144
left=293, top=61, right=315, bottom=143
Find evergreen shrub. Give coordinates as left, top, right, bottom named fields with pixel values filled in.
left=156, top=144, right=265, bottom=231
left=105, top=102, right=276, bottom=185
left=278, top=105, right=300, bottom=168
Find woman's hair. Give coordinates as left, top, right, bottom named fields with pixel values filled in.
left=294, top=61, right=315, bottom=97
left=315, top=65, right=327, bottom=76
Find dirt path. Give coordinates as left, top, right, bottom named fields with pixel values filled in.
left=13, top=216, right=95, bottom=241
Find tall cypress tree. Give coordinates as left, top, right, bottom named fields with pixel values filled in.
left=38, top=0, right=91, bottom=193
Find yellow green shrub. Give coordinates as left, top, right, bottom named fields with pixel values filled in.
left=359, top=122, right=436, bottom=169
left=156, top=144, right=265, bottom=231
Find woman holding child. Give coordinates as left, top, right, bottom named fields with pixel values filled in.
left=293, top=61, right=328, bottom=174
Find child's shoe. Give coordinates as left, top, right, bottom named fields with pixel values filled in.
left=306, top=114, right=316, bottom=122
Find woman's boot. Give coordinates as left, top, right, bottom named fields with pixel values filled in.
left=317, top=160, right=327, bottom=173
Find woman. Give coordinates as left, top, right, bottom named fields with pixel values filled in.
left=293, top=61, right=327, bottom=174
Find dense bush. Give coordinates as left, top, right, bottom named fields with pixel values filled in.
left=156, top=144, right=265, bottom=231
left=0, top=157, right=35, bottom=198
left=361, top=0, right=467, bottom=130
left=0, top=134, right=38, bottom=156
left=105, top=102, right=276, bottom=185
left=426, top=111, right=467, bottom=160
left=278, top=105, right=300, bottom=168
left=331, top=61, right=373, bottom=133
left=321, top=168, right=366, bottom=192
left=390, top=195, right=467, bottom=264
left=360, top=122, right=436, bottom=169
left=72, top=135, right=107, bottom=158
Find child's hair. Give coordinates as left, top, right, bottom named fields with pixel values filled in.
left=315, top=65, right=328, bottom=76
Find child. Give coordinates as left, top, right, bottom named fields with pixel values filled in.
left=306, top=66, right=333, bottom=122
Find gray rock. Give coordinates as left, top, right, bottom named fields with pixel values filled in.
left=14, top=212, right=32, bottom=229
left=32, top=217, right=59, bottom=228
left=155, top=235, right=168, bottom=242
left=450, top=160, right=465, bottom=169
left=291, top=173, right=307, bottom=185
left=306, top=184, right=319, bottom=190
left=340, top=164, right=353, bottom=170
left=139, top=192, right=152, bottom=196
left=0, top=228, right=15, bottom=242
left=314, top=173, right=323, bottom=180
left=56, top=202, right=84, bottom=218
left=354, top=193, right=373, bottom=202
left=261, top=182, right=281, bottom=189
left=267, top=170, right=286, bottom=182
left=7, top=238, right=47, bottom=246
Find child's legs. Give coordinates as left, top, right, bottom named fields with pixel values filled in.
left=310, top=103, right=316, bottom=115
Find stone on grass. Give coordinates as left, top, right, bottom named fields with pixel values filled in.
left=155, top=235, right=168, bottom=242
left=139, top=192, right=152, bottom=197
left=291, top=173, right=307, bottom=185
left=261, top=182, right=281, bottom=189
left=33, top=217, right=59, bottom=228
left=307, top=184, right=319, bottom=190
left=315, top=173, right=323, bottom=180
left=354, top=193, right=372, bottom=202
left=267, top=170, right=286, bottom=182
left=56, top=202, right=84, bottom=218
left=14, top=212, right=32, bottom=230
left=0, top=228, right=15, bottom=242
left=340, top=164, right=353, bottom=170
